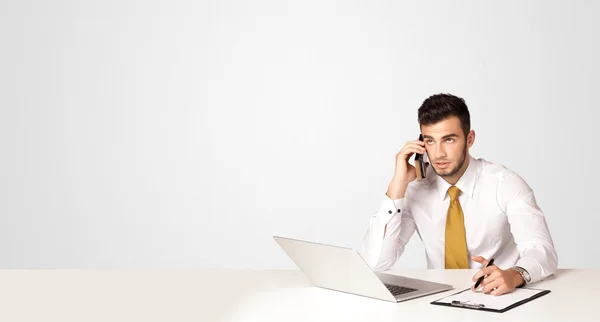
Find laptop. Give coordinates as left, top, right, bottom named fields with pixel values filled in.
left=273, top=236, right=453, bottom=302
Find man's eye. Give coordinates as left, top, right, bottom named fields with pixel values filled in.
left=446, top=138, right=454, bottom=143
left=426, top=140, right=434, bottom=144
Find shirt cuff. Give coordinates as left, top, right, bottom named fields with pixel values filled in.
left=376, top=195, right=404, bottom=216
left=374, top=194, right=405, bottom=224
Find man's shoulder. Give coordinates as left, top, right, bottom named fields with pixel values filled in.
left=475, top=157, right=530, bottom=188
left=477, top=157, right=509, bottom=176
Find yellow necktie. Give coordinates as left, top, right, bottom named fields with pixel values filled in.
left=445, top=186, right=469, bottom=269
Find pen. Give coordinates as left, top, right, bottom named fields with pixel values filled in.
left=473, top=258, right=494, bottom=290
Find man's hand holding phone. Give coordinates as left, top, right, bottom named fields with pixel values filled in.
left=386, top=136, right=429, bottom=200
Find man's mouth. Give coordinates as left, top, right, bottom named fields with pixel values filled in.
left=435, top=162, right=451, bottom=168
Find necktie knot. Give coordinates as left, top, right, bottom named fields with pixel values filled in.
left=447, top=186, right=461, bottom=201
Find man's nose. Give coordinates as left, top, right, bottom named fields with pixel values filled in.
left=432, top=144, right=446, bottom=159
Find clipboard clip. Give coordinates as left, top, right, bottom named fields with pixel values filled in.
left=451, top=300, right=485, bottom=309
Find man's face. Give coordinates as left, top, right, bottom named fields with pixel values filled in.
left=421, top=116, right=474, bottom=180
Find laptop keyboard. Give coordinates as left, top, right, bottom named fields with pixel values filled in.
left=384, top=284, right=418, bottom=296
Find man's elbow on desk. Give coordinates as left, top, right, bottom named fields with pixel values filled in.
left=360, top=249, right=397, bottom=271
left=519, top=245, right=559, bottom=283
left=370, top=259, right=396, bottom=272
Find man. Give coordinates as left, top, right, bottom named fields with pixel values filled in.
left=361, top=93, right=558, bottom=296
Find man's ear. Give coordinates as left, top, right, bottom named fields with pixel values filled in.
left=467, top=130, right=475, bottom=148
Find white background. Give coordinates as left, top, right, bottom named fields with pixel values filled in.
left=1, top=0, right=598, bottom=268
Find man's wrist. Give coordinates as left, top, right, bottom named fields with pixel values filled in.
left=507, top=268, right=525, bottom=288
left=511, top=266, right=531, bottom=287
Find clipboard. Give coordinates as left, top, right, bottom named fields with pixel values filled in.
left=430, top=287, right=551, bottom=313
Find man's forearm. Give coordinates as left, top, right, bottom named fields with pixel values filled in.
left=386, top=178, right=410, bottom=200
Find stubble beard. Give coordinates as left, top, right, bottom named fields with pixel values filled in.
left=433, top=142, right=468, bottom=178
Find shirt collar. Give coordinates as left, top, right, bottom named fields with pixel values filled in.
left=436, top=155, right=478, bottom=201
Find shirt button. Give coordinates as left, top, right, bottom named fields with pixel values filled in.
left=397, top=209, right=401, bottom=213
left=388, top=210, right=392, bottom=214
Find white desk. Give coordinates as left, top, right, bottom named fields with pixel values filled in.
left=0, top=269, right=594, bottom=321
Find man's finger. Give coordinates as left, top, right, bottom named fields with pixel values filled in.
left=472, top=270, right=484, bottom=282
left=478, top=270, right=499, bottom=289
left=482, top=278, right=502, bottom=294
left=491, top=285, right=509, bottom=296
left=480, top=271, right=501, bottom=288
left=410, top=140, right=426, bottom=146
left=471, top=256, right=489, bottom=266
left=471, top=266, right=498, bottom=282
left=399, top=146, right=426, bottom=156
left=402, top=141, right=426, bottom=150
left=483, top=266, right=498, bottom=276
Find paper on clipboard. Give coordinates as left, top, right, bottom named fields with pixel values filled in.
left=434, top=288, right=548, bottom=310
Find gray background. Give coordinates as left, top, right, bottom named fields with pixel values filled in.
left=1, top=0, right=597, bottom=269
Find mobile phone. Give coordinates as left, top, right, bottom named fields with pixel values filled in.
left=414, top=134, right=426, bottom=181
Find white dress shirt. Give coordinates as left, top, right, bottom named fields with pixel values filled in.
left=360, top=156, right=558, bottom=284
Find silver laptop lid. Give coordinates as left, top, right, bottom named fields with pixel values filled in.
left=273, top=236, right=396, bottom=302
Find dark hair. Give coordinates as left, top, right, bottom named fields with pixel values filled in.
left=418, top=93, right=471, bottom=136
